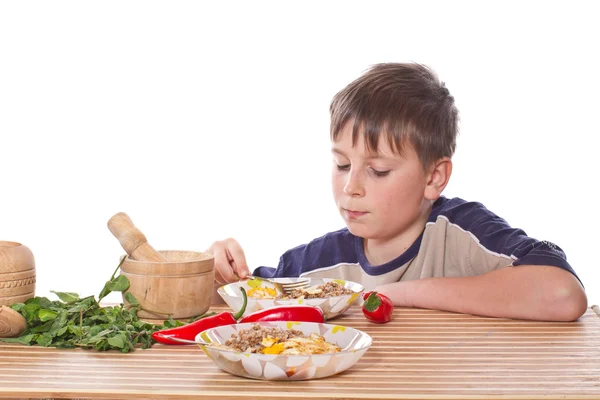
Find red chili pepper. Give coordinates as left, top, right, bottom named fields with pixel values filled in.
left=238, top=305, right=325, bottom=324
left=152, top=287, right=248, bottom=345
left=362, top=291, right=393, bottom=324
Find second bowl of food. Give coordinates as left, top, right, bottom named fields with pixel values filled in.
left=217, top=277, right=364, bottom=320
left=196, top=321, right=372, bottom=380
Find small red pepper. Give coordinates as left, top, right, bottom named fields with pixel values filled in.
left=152, top=287, right=248, bottom=345
left=238, top=305, right=325, bottom=324
left=362, top=291, right=393, bottom=324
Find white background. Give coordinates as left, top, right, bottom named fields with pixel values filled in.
left=1, top=1, right=598, bottom=306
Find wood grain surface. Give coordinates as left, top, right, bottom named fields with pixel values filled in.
left=0, top=305, right=599, bottom=400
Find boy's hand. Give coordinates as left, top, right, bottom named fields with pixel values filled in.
left=206, top=238, right=250, bottom=284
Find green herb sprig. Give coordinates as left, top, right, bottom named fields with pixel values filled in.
left=0, top=257, right=200, bottom=352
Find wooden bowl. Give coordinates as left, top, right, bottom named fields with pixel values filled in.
left=0, top=241, right=36, bottom=306
left=120, top=250, right=214, bottom=319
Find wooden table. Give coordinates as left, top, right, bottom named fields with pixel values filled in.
left=1, top=305, right=599, bottom=400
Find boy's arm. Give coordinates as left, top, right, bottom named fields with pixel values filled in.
left=376, top=265, right=587, bottom=321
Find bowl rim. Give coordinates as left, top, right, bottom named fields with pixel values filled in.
left=0, top=241, right=23, bottom=248
left=120, top=250, right=215, bottom=275
left=122, top=250, right=214, bottom=264
left=195, top=320, right=373, bottom=356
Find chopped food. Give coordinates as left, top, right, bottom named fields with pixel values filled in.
left=246, top=281, right=354, bottom=300
left=279, top=281, right=354, bottom=300
left=211, top=324, right=340, bottom=355
left=246, top=287, right=278, bottom=299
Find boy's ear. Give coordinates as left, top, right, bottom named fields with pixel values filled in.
left=424, top=157, right=452, bottom=201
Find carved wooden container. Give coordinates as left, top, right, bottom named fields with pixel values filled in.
left=120, top=250, right=214, bottom=319
left=0, top=241, right=36, bottom=307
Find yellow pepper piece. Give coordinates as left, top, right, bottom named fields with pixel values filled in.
left=247, top=279, right=263, bottom=288
left=262, top=343, right=285, bottom=354
left=247, top=287, right=277, bottom=299
left=332, top=325, right=346, bottom=334
left=261, top=336, right=277, bottom=347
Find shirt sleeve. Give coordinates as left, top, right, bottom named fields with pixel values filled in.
left=447, top=199, right=581, bottom=285
left=252, top=228, right=358, bottom=278
left=252, top=246, right=308, bottom=278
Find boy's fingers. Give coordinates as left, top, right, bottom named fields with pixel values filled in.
left=230, top=261, right=240, bottom=279
left=212, top=246, right=237, bottom=283
left=206, top=239, right=249, bottom=283
left=226, top=241, right=250, bottom=279
left=214, top=270, right=226, bottom=285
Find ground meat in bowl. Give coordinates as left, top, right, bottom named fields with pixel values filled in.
left=221, top=324, right=305, bottom=353
left=278, top=281, right=354, bottom=299
left=214, top=324, right=341, bottom=355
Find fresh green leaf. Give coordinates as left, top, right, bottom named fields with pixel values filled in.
left=51, top=291, right=80, bottom=303
left=0, top=257, right=190, bottom=352
left=56, top=325, right=69, bottom=337
left=98, top=275, right=130, bottom=302
left=163, top=315, right=185, bottom=328
left=68, top=325, right=83, bottom=336
left=36, top=332, right=54, bottom=347
left=23, top=303, right=40, bottom=315
left=67, top=297, right=96, bottom=313
left=48, top=310, right=68, bottom=335
left=30, top=320, right=55, bottom=334
left=98, top=282, right=111, bottom=302
left=124, top=292, right=140, bottom=307
left=38, top=309, right=58, bottom=322
left=107, top=275, right=130, bottom=292
left=11, top=303, right=24, bottom=312
left=107, top=333, right=127, bottom=349
left=1, top=334, right=36, bottom=345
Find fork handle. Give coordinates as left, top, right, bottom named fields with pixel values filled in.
left=246, top=275, right=266, bottom=281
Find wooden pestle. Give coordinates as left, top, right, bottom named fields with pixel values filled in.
left=0, top=305, right=27, bottom=338
left=107, top=212, right=168, bottom=262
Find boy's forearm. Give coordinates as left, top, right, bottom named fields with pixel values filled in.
left=376, top=265, right=587, bottom=321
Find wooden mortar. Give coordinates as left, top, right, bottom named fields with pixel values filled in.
left=0, top=241, right=35, bottom=337
left=0, top=242, right=36, bottom=306
left=120, top=250, right=214, bottom=319
left=107, top=213, right=214, bottom=319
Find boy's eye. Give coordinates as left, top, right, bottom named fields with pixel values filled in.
left=336, top=164, right=350, bottom=171
left=372, top=169, right=391, bottom=177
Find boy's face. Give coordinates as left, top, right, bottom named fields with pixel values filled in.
left=331, top=123, right=433, bottom=242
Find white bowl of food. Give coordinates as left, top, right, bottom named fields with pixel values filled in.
left=196, top=321, right=372, bottom=380
left=217, top=278, right=364, bottom=320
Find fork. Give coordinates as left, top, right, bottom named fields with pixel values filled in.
left=242, top=274, right=311, bottom=294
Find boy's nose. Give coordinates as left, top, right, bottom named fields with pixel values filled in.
left=343, top=169, right=366, bottom=197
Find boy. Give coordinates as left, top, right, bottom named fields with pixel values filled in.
left=208, top=63, right=587, bottom=322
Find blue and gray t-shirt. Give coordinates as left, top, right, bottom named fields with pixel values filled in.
left=253, top=196, right=579, bottom=291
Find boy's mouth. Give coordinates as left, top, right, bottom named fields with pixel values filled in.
left=343, top=208, right=368, bottom=219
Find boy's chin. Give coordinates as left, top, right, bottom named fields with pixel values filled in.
left=345, top=224, right=374, bottom=239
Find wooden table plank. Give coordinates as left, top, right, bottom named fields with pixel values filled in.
left=0, top=305, right=598, bottom=399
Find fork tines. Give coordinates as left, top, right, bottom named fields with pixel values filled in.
left=281, top=278, right=311, bottom=293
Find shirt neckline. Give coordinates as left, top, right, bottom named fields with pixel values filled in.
left=353, top=196, right=447, bottom=276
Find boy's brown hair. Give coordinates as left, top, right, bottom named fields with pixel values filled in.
left=330, top=63, right=459, bottom=169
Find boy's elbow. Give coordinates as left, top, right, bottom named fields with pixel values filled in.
left=549, top=280, right=587, bottom=321
left=564, top=287, right=588, bottom=321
